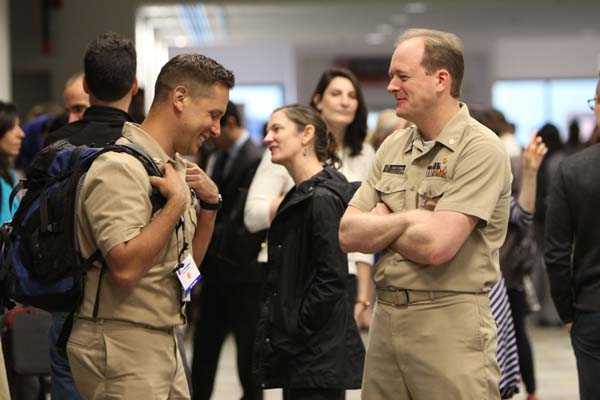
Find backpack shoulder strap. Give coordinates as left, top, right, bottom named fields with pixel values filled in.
left=98, top=143, right=166, bottom=213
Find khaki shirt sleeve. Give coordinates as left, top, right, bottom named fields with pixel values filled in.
left=348, top=146, right=383, bottom=211
left=435, top=140, right=509, bottom=224
left=82, top=153, right=152, bottom=255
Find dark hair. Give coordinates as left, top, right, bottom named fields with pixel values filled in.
left=397, top=29, right=464, bottom=98
left=153, top=54, right=235, bottom=104
left=471, top=108, right=510, bottom=136
left=537, top=123, right=563, bottom=154
left=567, top=119, right=580, bottom=147
left=309, top=68, right=368, bottom=157
left=0, top=101, right=18, bottom=185
left=220, top=101, right=242, bottom=128
left=84, top=32, right=137, bottom=102
left=274, top=104, right=339, bottom=166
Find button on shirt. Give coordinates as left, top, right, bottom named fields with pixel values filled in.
left=349, top=104, right=512, bottom=292
left=75, top=122, right=198, bottom=329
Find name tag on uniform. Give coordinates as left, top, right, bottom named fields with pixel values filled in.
left=176, top=254, right=202, bottom=302
left=383, top=164, right=406, bottom=175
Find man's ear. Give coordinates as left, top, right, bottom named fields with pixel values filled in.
left=82, top=76, right=91, bottom=95
left=435, top=69, right=451, bottom=95
left=172, top=85, right=188, bottom=112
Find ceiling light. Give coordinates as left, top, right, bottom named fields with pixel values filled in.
left=404, top=2, right=428, bottom=14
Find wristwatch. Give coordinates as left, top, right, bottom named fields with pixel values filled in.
left=199, top=194, right=222, bottom=211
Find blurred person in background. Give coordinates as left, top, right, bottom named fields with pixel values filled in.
left=192, top=101, right=264, bottom=400
left=533, top=123, right=564, bottom=327
left=545, top=77, right=600, bottom=400
left=63, top=72, right=90, bottom=124
left=253, top=105, right=364, bottom=400
left=245, top=68, right=376, bottom=330
left=565, top=119, right=582, bottom=155
left=43, top=31, right=138, bottom=400
left=0, top=100, right=25, bottom=400
left=370, top=109, right=409, bottom=150
left=0, top=101, right=24, bottom=224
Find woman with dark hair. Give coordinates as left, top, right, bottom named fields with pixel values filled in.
left=253, top=104, right=364, bottom=400
left=0, top=101, right=24, bottom=224
left=0, top=100, right=24, bottom=400
left=245, top=68, right=376, bottom=329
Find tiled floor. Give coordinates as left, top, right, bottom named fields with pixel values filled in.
left=190, top=324, right=579, bottom=399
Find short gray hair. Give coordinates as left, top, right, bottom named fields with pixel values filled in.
left=396, top=29, right=464, bottom=98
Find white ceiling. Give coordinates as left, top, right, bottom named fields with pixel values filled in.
left=138, top=1, right=600, bottom=55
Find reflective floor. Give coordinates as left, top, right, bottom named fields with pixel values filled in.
left=188, top=324, right=578, bottom=399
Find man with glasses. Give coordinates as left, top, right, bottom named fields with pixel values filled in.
left=545, top=75, right=600, bottom=400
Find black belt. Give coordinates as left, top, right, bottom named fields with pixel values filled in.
left=376, top=288, right=458, bottom=306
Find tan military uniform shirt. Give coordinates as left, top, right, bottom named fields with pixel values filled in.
left=350, top=104, right=511, bottom=292
left=75, top=122, right=198, bottom=329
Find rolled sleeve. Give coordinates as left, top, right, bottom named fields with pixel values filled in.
left=82, top=153, right=152, bottom=256
left=349, top=147, right=383, bottom=212
left=436, top=141, right=510, bottom=224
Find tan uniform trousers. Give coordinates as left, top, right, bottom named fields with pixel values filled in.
left=361, top=292, right=500, bottom=400
left=67, top=318, right=190, bottom=400
left=0, top=342, right=9, bottom=400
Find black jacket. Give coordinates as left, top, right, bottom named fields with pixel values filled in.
left=45, top=106, right=133, bottom=148
left=202, top=139, right=265, bottom=284
left=545, top=144, right=600, bottom=323
left=253, top=167, right=364, bottom=389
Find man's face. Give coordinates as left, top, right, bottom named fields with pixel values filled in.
left=176, top=83, right=229, bottom=156
left=387, top=38, right=438, bottom=122
left=63, top=77, right=90, bottom=123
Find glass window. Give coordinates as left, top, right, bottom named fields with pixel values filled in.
left=229, top=84, right=285, bottom=142
left=492, top=78, right=597, bottom=146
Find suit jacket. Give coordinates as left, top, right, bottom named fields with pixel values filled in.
left=545, top=144, right=600, bottom=323
left=203, top=138, right=265, bottom=284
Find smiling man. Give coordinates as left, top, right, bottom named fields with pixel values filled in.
left=66, top=54, right=233, bottom=399
left=339, top=29, right=511, bottom=400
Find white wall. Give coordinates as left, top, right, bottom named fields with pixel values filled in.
left=0, top=0, right=11, bottom=100
left=493, top=35, right=600, bottom=79
left=171, top=44, right=298, bottom=104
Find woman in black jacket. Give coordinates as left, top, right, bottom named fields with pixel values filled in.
left=253, top=105, right=365, bottom=400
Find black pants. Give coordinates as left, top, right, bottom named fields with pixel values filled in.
left=571, top=311, right=600, bottom=400
left=191, top=281, right=263, bottom=400
left=507, top=287, right=536, bottom=394
left=283, top=388, right=344, bottom=400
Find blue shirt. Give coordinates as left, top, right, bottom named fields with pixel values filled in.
left=0, top=175, right=19, bottom=224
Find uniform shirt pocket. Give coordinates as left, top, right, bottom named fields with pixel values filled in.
left=375, top=176, right=408, bottom=212
left=417, top=177, right=449, bottom=211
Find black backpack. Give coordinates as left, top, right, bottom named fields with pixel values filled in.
left=0, top=139, right=165, bottom=314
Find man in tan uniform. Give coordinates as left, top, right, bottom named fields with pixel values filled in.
left=66, top=54, right=234, bottom=399
left=339, top=29, right=511, bottom=400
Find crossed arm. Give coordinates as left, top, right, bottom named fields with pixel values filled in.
left=339, top=204, right=477, bottom=266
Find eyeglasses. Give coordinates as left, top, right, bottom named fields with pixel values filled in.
left=588, top=97, right=598, bottom=111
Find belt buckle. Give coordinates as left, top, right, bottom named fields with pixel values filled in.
left=394, top=289, right=410, bottom=305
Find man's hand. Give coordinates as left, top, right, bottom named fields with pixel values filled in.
left=185, top=160, right=219, bottom=204
left=565, top=322, right=572, bottom=332
left=149, top=163, right=187, bottom=211
left=523, top=135, right=547, bottom=173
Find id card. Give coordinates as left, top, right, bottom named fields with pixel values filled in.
left=175, top=254, right=202, bottom=302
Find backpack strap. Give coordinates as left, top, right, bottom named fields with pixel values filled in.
left=8, top=179, right=26, bottom=211
left=55, top=248, right=104, bottom=355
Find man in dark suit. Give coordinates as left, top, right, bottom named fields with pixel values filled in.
left=545, top=75, right=600, bottom=400
left=192, top=102, right=265, bottom=400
